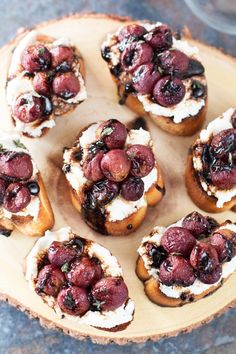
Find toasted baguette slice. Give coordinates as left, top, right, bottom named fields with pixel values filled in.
left=25, top=227, right=135, bottom=331
left=136, top=216, right=236, bottom=307
left=6, top=31, right=86, bottom=138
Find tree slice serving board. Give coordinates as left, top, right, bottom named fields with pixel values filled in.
left=0, top=13, right=235, bottom=345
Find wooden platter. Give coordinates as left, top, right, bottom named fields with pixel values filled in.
left=0, top=13, right=236, bottom=345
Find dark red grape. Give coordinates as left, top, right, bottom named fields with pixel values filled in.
left=66, top=257, right=102, bottom=288
left=190, top=242, right=219, bottom=273
left=159, top=255, right=195, bottom=287
left=182, top=211, right=217, bottom=238
left=4, top=182, right=31, bottom=213
left=197, top=265, right=222, bottom=284
left=126, top=144, right=155, bottom=177
left=121, top=42, right=153, bottom=73
left=145, top=24, right=173, bottom=50
left=158, top=49, right=189, bottom=76
left=57, top=286, right=90, bottom=316
left=90, top=179, right=119, bottom=206
left=48, top=241, right=78, bottom=267
left=121, top=176, right=144, bottom=201
left=98, top=119, right=127, bottom=149
left=210, top=163, right=236, bottom=190
left=209, top=232, right=234, bottom=262
left=33, top=72, right=51, bottom=96
left=50, top=45, right=74, bottom=70
left=210, top=129, right=236, bottom=159
left=118, top=24, right=147, bottom=42
left=21, top=44, right=51, bottom=73
left=36, top=265, right=65, bottom=297
left=83, top=151, right=104, bottom=182
left=52, top=72, right=80, bottom=99
left=153, top=76, right=185, bottom=107
left=0, top=152, right=33, bottom=180
left=161, top=226, right=196, bottom=257
left=101, top=149, right=131, bottom=182
left=13, top=94, right=46, bottom=123
left=91, top=277, right=128, bottom=311
left=132, top=63, right=161, bottom=94
left=0, top=179, right=7, bottom=203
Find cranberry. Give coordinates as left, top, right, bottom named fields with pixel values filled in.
left=0, top=152, right=33, bottom=181
left=50, top=45, right=74, bottom=70
left=190, top=242, right=219, bottom=273
left=158, top=49, right=189, bottom=76
left=121, top=176, right=144, bottom=201
left=145, top=24, right=173, bottom=50
left=159, top=255, right=195, bottom=287
left=98, top=119, right=127, bottom=149
left=82, top=151, right=104, bottom=182
left=132, top=63, right=160, bottom=94
left=33, top=72, right=51, bottom=96
left=36, top=265, right=65, bottom=297
left=89, top=179, right=119, bottom=206
left=210, top=129, right=236, bottom=159
left=0, top=179, right=7, bottom=203
left=210, top=163, right=236, bottom=190
left=4, top=182, right=31, bottom=213
left=121, top=42, right=153, bottom=73
left=126, top=144, right=155, bottom=178
left=13, top=94, right=47, bottom=123
left=101, top=149, right=131, bottom=182
left=118, top=24, right=147, bottom=42
left=210, top=232, right=234, bottom=262
left=91, top=277, right=128, bottom=311
left=153, top=76, right=185, bottom=107
left=52, top=72, right=80, bottom=99
left=48, top=241, right=78, bottom=267
left=21, top=44, right=51, bottom=73
left=161, top=227, right=196, bottom=257
left=182, top=211, right=217, bottom=238
left=197, top=265, right=222, bottom=284
left=57, top=286, right=90, bottom=316
left=66, top=257, right=102, bottom=288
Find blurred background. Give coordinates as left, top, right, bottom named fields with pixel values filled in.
left=0, top=1, right=236, bottom=353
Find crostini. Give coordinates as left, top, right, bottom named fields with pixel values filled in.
left=62, top=119, right=165, bottom=236
left=101, top=21, right=207, bottom=136
left=6, top=30, right=87, bottom=138
left=0, top=133, right=54, bottom=237
left=25, top=227, right=135, bottom=331
left=136, top=211, right=236, bottom=307
left=186, top=108, right=236, bottom=213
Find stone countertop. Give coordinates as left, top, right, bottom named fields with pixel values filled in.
left=0, top=1, right=236, bottom=353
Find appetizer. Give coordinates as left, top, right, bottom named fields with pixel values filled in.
left=0, top=133, right=54, bottom=237
left=101, top=21, right=207, bottom=136
left=26, top=227, right=135, bottom=331
left=62, top=119, right=164, bottom=236
left=136, top=211, right=236, bottom=307
left=6, top=30, right=87, bottom=138
left=186, top=108, right=236, bottom=212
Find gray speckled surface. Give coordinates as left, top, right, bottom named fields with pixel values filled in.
left=0, top=1, right=236, bottom=353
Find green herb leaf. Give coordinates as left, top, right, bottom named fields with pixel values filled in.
left=0, top=144, right=7, bottom=154
left=92, top=299, right=106, bottom=311
left=101, top=127, right=113, bottom=137
left=38, top=47, right=46, bottom=55
left=13, top=139, right=27, bottom=150
left=61, top=262, right=69, bottom=273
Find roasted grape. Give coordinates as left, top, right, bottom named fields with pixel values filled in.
left=48, top=241, right=78, bottom=267
left=121, top=176, right=144, bottom=201
left=182, top=211, right=217, bottom=238
left=91, top=277, right=128, bottom=311
left=159, top=255, right=195, bottom=287
left=66, top=257, right=102, bottom=288
left=0, top=152, right=33, bottom=180
left=36, top=265, right=65, bottom=296
left=118, top=24, right=147, bottom=42
left=57, top=286, right=90, bottom=316
left=161, top=226, right=196, bottom=257
left=190, top=242, right=219, bottom=273
left=121, top=42, right=153, bottom=73
left=132, top=63, right=160, bottom=94
left=158, top=49, right=189, bottom=76
left=210, top=129, right=236, bottom=159
left=83, top=151, right=104, bottom=182
left=197, top=265, right=222, bottom=284
left=4, top=182, right=31, bottom=213
left=0, top=178, right=6, bottom=203
left=21, top=44, right=51, bottom=73
left=210, top=232, right=234, bottom=262
left=126, top=144, right=155, bottom=177
left=52, top=72, right=80, bottom=99
left=33, top=72, right=51, bottom=96
left=98, top=119, right=127, bottom=149
left=90, top=179, right=119, bottom=206
left=210, top=163, right=236, bottom=190
left=13, top=94, right=46, bottom=123
left=153, top=76, right=185, bottom=107
left=144, top=24, right=173, bottom=50
left=101, top=149, right=131, bottom=182
left=50, top=45, right=74, bottom=70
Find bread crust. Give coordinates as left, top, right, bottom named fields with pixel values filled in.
left=1, top=174, right=54, bottom=237
left=185, top=151, right=236, bottom=213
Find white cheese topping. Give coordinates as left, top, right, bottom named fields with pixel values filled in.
left=26, top=227, right=134, bottom=329
left=193, top=108, right=236, bottom=208
left=138, top=219, right=236, bottom=299
left=126, top=128, right=151, bottom=146
left=79, top=123, right=99, bottom=148
left=102, top=21, right=206, bottom=123
left=143, top=167, right=158, bottom=192
left=0, top=133, right=40, bottom=220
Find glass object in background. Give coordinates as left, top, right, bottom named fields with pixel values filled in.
left=184, top=0, right=236, bottom=34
